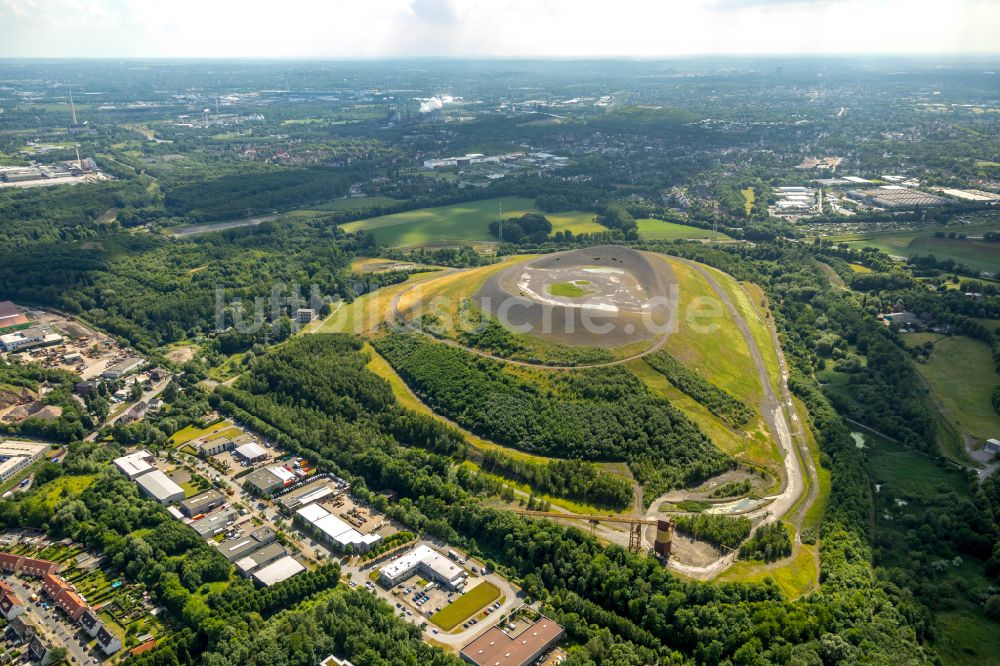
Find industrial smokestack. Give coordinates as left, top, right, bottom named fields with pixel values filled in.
left=69, top=90, right=78, bottom=125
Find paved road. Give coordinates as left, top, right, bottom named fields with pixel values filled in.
left=85, top=375, right=172, bottom=442
left=4, top=574, right=102, bottom=665
left=167, top=213, right=281, bottom=238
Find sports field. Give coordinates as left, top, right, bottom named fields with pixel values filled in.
left=429, top=581, right=500, bottom=631
left=339, top=197, right=603, bottom=248
left=636, top=219, right=731, bottom=242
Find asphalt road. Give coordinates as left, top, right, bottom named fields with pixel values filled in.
left=3, top=574, right=103, bottom=665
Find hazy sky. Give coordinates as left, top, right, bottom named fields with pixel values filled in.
left=1, top=0, right=998, bottom=58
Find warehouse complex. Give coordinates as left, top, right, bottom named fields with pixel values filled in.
left=294, top=503, right=382, bottom=553
left=460, top=615, right=565, bottom=666
left=0, top=440, right=49, bottom=482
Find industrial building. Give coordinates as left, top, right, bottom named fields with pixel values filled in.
left=460, top=615, right=565, bottom=666
left=295, top=503, right=382, bottom=553
left=101, top=356, right=145, bottom=379
left=251, top=555, right=305, bottom=587
left=244, top=465, right=300, bottom=495
left=180, top=489, right=226, bottom=517
left=191, top=507, right=237, bottom=537
left=235, top=542, right=288, bottom=576
left=0, top=440, right=49, bottom=482
left=216, top=526, right=276, bottom=562
left=846, top=186, right=948, bottom=209
left=197, top=438, right=236, bottom=457
left=378, top=544, right=465, bottom=589
left=113, top=450, right=156, bottom=480
left=0, top=325, right=63, bottom=353
left=135, top=470, right=185, bottom=505
left=278, top=476, right=349, bottom=513
left=234, top=442, right=268, bottom=464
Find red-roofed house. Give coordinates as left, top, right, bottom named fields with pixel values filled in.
left=0, top=581, right=25, bottom=621
left=0, top=552, right=61, bottom=577
left=42, top=573, right=89, bottom=622
left=130, top=639, right=157, bottom=656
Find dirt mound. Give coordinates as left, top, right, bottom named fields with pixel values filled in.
left=476, top=246, right=676, bottom=347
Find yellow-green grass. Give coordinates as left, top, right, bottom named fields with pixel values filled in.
left=430, top=581, right=501, bottom=630
left=795, top=396, right=831, bottom=536
left=629, top=359, right=781, bottom=480
left=716, top=541, right=819, bottom=600
left=660, top=257, right=764, bottom=408
left=307, top=196, right=404, bottom=212
left=169, top=421, right=232, bottom=446
left=741, top=188, right=755, bottom=216
left=912, top=335, right=1000, bottom=441
left=636, top=219, right=731, bottom=242
left=339, top=197, right=601, bottom=248
left=34, top=475, right=95, bottom=510
left=547, top=281, right=589, bottom=297
left=847, top=263, right=872, bottom=273
left=316, top=270, right=443, bottom=336
left=900, top=331, right=946, bottom=348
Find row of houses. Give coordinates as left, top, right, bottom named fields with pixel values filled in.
left=0, top=552, right=122, bottom=658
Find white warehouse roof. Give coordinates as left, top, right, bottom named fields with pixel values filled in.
left=252, top=555, right=305, bottom=586
left=113, top=450, right=155, bottom=479
left=234, top=442, right=267, bottom=460
left=135, top=470, right=184, bottom=502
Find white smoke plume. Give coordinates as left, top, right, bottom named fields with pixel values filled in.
left=419, top=95, right=454, bottom=113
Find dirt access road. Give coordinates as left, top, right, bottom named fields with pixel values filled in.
left=382, top=253, right=816, bottom=576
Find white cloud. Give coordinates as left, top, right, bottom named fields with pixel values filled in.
left=1, top=0, right=998, bottom=57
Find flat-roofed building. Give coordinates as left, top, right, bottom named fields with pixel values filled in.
left=234, top=442, right=268, bottom=464
left=217, top=526, right=276, bottom=562
left=197, top=438, right=236, bottom=457
left=251, top=555, right=305, bottom=587
left=113, top=450, right=155, bottom=480
left=295, top=503, right=382, bottom=553
left=102, top=356, right=145, bottom=379
left=135, top=470, right=185, bottom=505
left=379, top=544, right=465, bottom=589
left=460, top=616, right=565, bottom=666
left=244, top=468, right=283, bottom=496
left=279, top=483, right=336, bottom=513
left=191, top=507, right=237, bottom=537
left=0, top=325, right=62, bottom=353
left=0, top=440, right=48, bottom=482
left=180, top=489, right=225, bottom=518
left=235, top=542, right=287, bottom=576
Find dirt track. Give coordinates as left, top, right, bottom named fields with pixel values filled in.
left=385, top=251, right=816, bottom=574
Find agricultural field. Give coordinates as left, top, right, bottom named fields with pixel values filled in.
left=339, top=197, right=603, bottom=248
left=636, top=219, right=732, bottom=241
left=429, top=581, right=501, bottom=631
left=907, top=334, right=1000, bottom=442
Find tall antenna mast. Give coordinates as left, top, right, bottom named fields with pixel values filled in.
left=69, top=89, right=78, bottom=125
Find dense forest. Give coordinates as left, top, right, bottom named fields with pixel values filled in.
left=373, top=331, right=732, bottom=497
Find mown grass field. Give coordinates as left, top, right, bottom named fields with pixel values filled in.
left=830, top=223, right=1000, bottom=274
left=909, top=335, right=1000, bottom=441
left=865, top=434, right=970, bottom=498
left=339, top=197, right=603, bottom=248
left=169, top=421, right=232, bottom=446
left=717, top=541, right=818, bottom=600
left=935, top=608, right=1000, bottom=666
left=636, top=219, right=731, bottom=242
left=429, top=581, right=500, bottom=631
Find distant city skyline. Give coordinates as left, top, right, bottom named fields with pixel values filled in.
left=1, top=0, right=998, bottom=59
